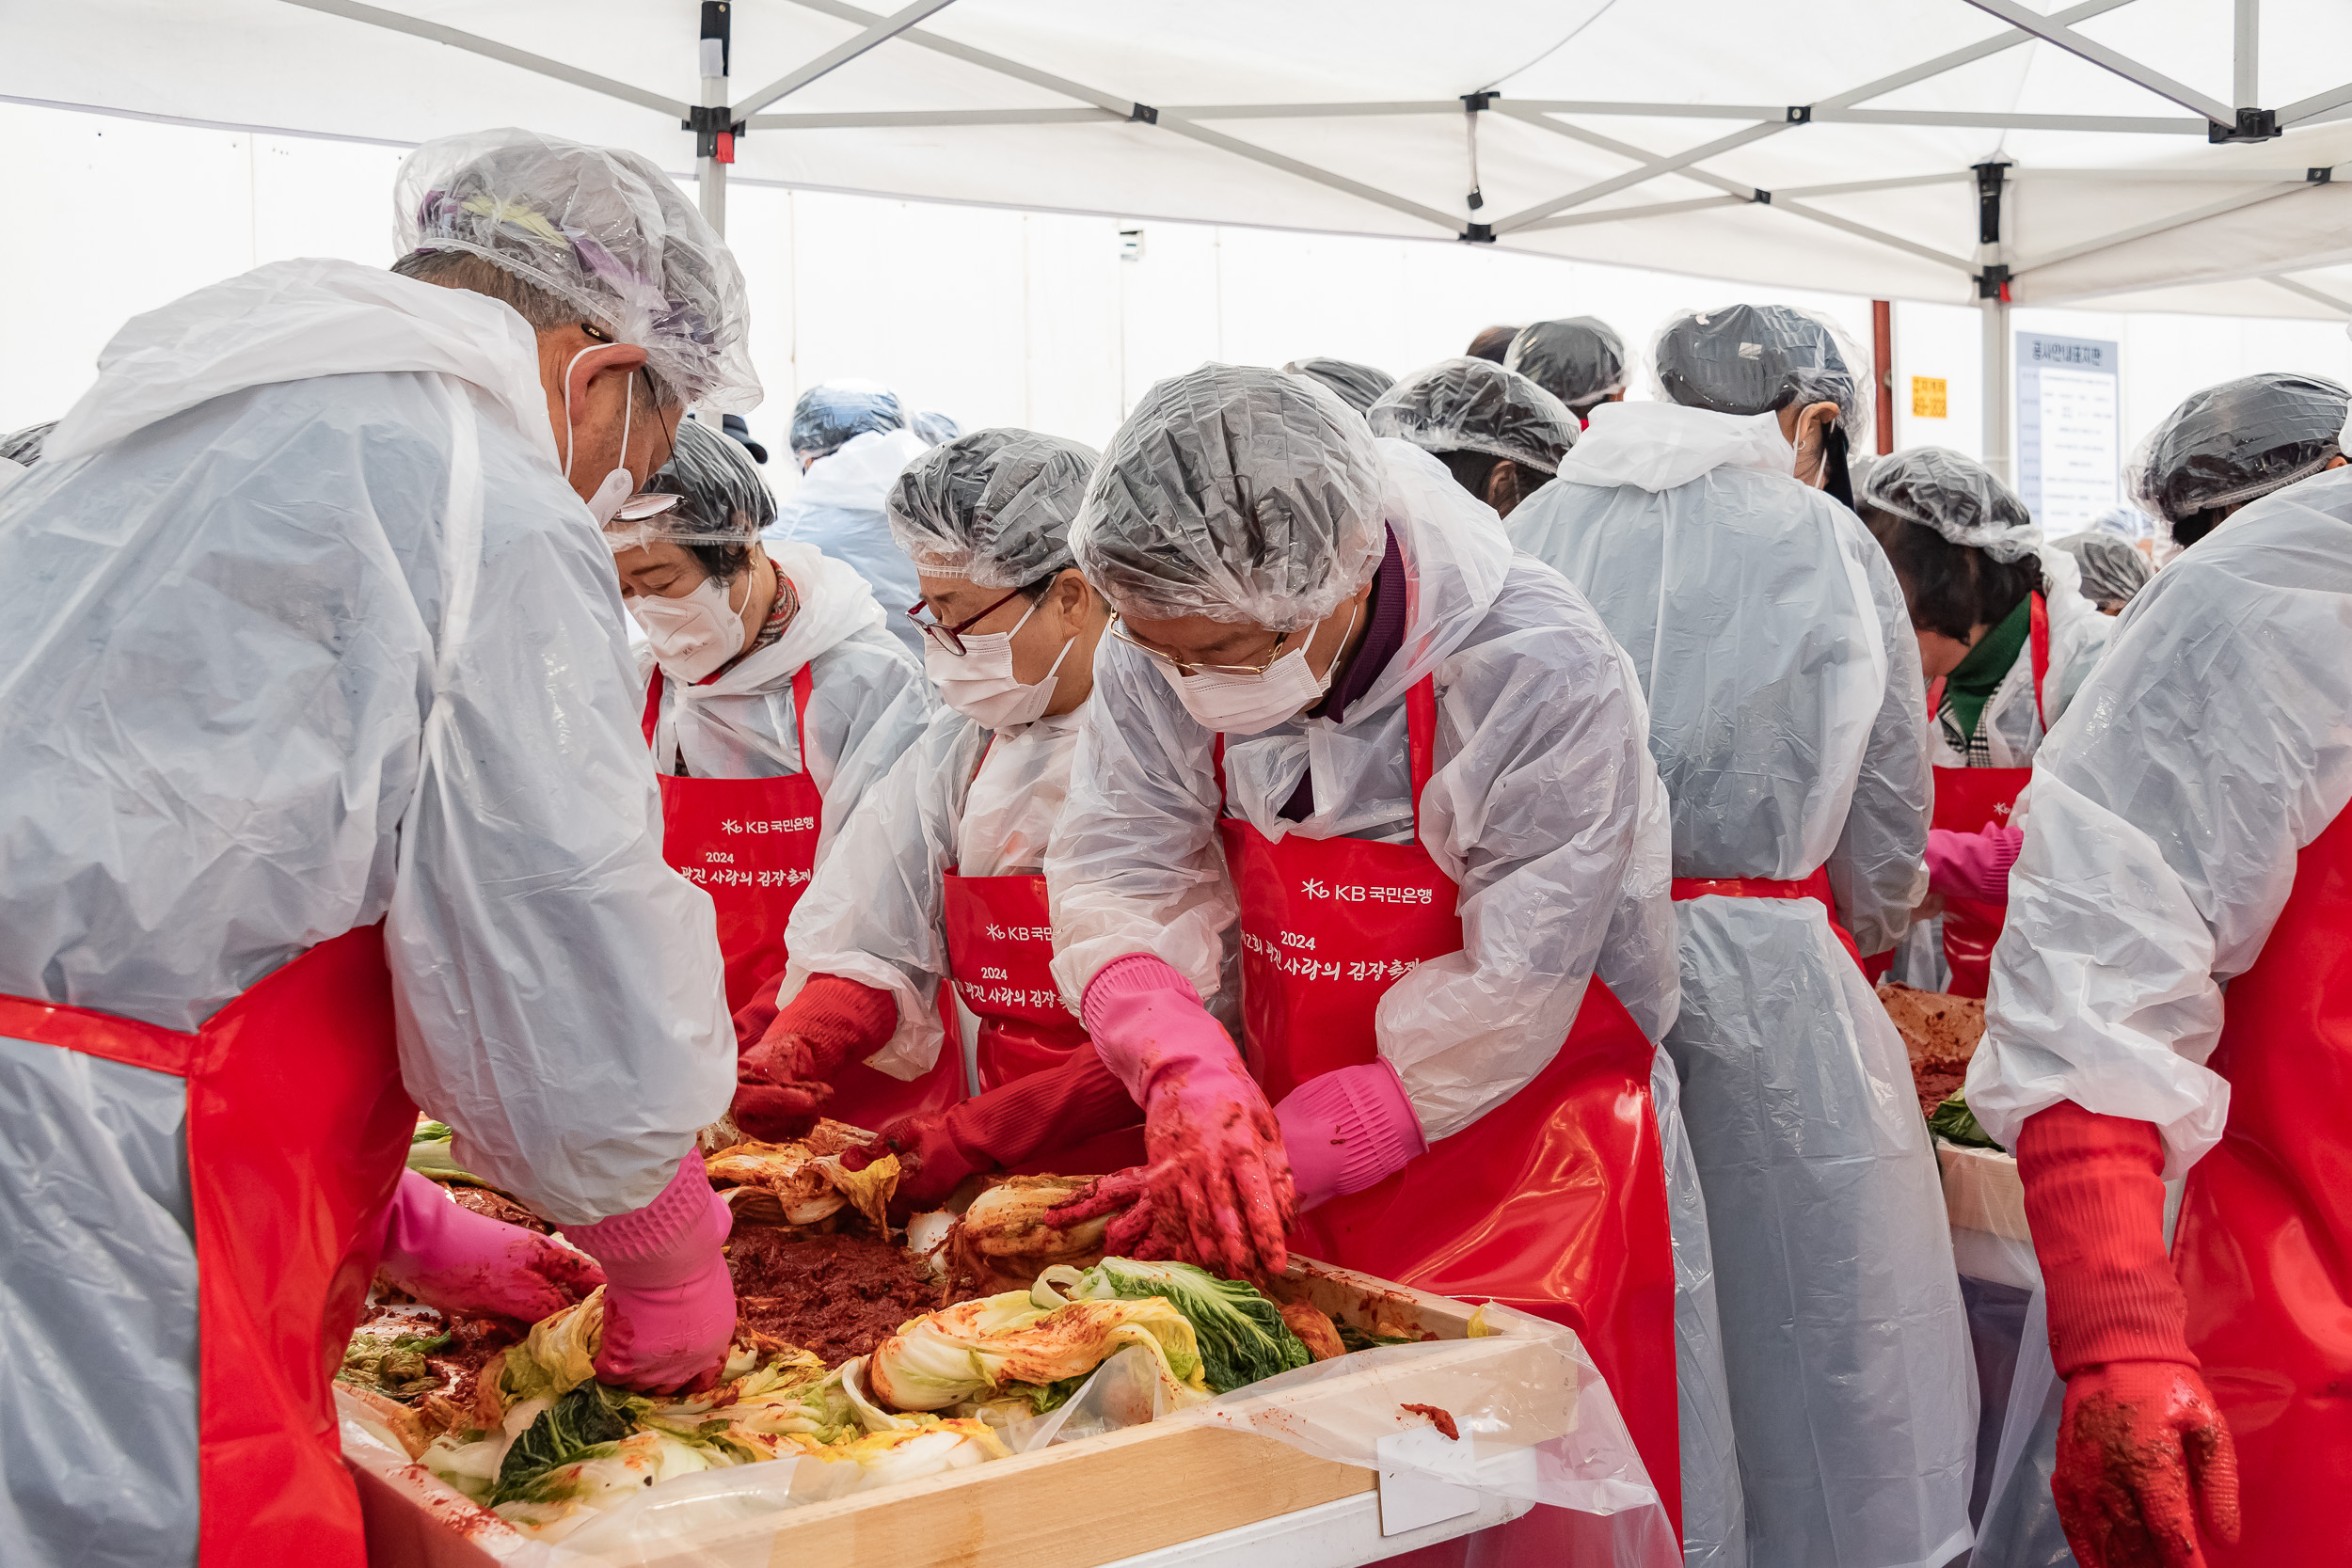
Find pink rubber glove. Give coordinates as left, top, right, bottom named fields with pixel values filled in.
left=1274, top=1061, right=1427, bottom=1211
left=1926, top=825, right=2024, bottom=905
left=376, top=1169, right=606, bottom=1323
left=1046, top=954, right=1296, bottom=1279
left=560, top=1152, right=737, bottom=1393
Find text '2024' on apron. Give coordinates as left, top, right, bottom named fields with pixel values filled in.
left=1927, top=590, right=2049, bottom=998
left=645, top=657, right=961, bottom=1128
left=2171, top=801, right=2352, bottom=1563
left=0, top=926, right=414, bottom=1568
left=1216, top=675, right=1682, bottom=1533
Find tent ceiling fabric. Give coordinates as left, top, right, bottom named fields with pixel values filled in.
left=10, top=0, right=2352, bottom=314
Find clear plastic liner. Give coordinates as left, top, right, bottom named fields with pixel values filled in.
left=337, top=1306, right=1673, bottom=1568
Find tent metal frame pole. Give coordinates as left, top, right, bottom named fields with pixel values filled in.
left=1956, top=0, right=2234, bottom=123
left=2265, top=276, right=2352, bottom=315
left=2234, top=0, right=2258, bottom=111
left=746, top=101, right=2200, bottom=135
left=697, top=2, right=729, bottom=234
left=1982, top=300, right=2011, bottom=487
left=734, top=0, right=960, bottom=118
left=1516, top=194, right=1751, bottom=231
left=747, top=106, right=1115, bottom=129
left=2277, top=81, right=2352, bottom=124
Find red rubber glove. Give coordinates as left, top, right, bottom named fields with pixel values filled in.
left=730, top=974, right=899, bottom=1142
left=863, top=1050, right=1140, bottom=1211
left=2017, top=1101, right=2241, bottom=1567
left=1045, top=954, right=1295, bottom=1279
left=375, top=1169, right=605, bottom=1323
left=1926, top=825, right=2025, bottom=905
left=560, top=1152, right=737, bottom=1393
left=1274, top=1061, right=1426, bottom=1211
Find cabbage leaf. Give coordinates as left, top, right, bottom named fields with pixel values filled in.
left=1052, top=1259, right=1311, bottom=1393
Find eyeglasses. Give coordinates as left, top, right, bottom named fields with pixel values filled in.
left=905, top=586, right=1028, bottom=656
left=1107, top=615, right=1295, bottom=677
left=612, top=491, right=682, bottom=522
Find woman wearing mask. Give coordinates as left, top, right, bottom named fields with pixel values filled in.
left=736, top=429, right=1148, bottom=1184
left=1855, top=448, right=2111, bottom=997
left=612, top=418, right=945, bottom=1133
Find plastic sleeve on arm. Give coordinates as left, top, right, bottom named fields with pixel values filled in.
left=389, top=465, right=733, bottom=1229
left=1378, top=606, right=1645, bottom=1141
left=1827, top=529, right=1933, bottom=955
left=1045, top=641, right=1236, bottom=1006
left=2015, top=1101, right=2191, bottom=1373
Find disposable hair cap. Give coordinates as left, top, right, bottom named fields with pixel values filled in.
left=2051, top=531, right=2153, bottom=607
left=395, top=128, right=759, bottom=414
left=1283, top=357, right=1396, bottom=415
left=911, top=410, right=962, bottom=447
left=1073, top=363, right=1387, bottom=633
left=2124, top=372, right=2348, bottom=528
left=1367, top=356, right=1580, bottom=475
left=0, top=420, right=53, bottom=467
left=790, top=380, right=907, bottom=464
left=1854, top=445, right=2041, bottom=563
left=607, top=417, right=775, bottom=554
left=1650, top=302, right=1871, bottom=450
left=1503, top=317, right=1629, bottom=414
left=887, top=427, right=1102, bottom=589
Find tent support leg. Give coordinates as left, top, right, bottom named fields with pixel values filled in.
left=698, top=1, right=731, bottom=235
left=1981, top=299, right=2011, bottom=486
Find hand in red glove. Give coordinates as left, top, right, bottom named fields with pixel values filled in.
left=861, top=1049, right=1139, bottom=1212
left=2054, top=1361, right=2240, bottom=1568
left=1275, top=1060, right=1425, bottom=1211
left=2018, top=1101, right=2242, bottom=1568
left=376, top=1169, right=605, bottom=1322
left=560, top=1152, right=737, bottom=1393
left=1052, top=955, right=1295, bottom=1279
left=729, top=974, right=899, bottom=1142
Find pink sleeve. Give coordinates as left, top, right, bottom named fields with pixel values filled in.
left=1925, top=825, right=2025, bottom=904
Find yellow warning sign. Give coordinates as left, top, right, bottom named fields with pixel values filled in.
left=1912, top=376, right=1948, bottom=419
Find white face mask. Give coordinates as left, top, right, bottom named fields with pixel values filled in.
left=564, top=344, right=637, bottom=527
left=629, top=570, right=751, bottom=684
left=924, top=597, right=1075, bottom=729
left=1157, top=603, right=1357, bottom=736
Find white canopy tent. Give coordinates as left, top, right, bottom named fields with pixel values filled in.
left=12, top=0, right=2352, bottom=469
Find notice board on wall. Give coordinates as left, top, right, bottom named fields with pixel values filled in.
left=2016, top=332, right=2120, bottom=533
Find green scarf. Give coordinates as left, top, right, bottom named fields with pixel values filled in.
left=1940, top=594, right=2031, bottom=744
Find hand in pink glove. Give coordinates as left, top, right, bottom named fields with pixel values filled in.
left=1053, top=954, right=1295, bottom=1279
left=560, top=1152, right=737, bottom=1393
left=376, top=1168, right=606, bottom=1323
left=1275, top=1061, right=1426, bottom=1211
left=1926, top=825, right=2024, bottom=905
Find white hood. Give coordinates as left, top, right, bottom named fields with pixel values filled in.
left=46, top=258, right=554, bottom=467
left=1554, top=401, right=1797, bottom=494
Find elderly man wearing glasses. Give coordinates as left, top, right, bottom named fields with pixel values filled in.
left=726, top=429, right=1136, bottom=1164
left=612, top=417, right=947, bottom=1133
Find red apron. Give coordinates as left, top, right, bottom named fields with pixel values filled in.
left=2172, top=802, right=2352, bottom=1563
left=941, top=738, right=1146, bottom=1171
left=646, top=663, right=961, bottom=1129
left=1216, top=677, right=1682, bottom=1533
left=0, top=926, right=414, bottom=1568
left=1927, top=592, right=2049, bottom=998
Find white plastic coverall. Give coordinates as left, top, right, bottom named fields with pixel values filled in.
left=784, top=705, right=1080, bottom=1083
left=768, top=427, right=933, bottom=658
left=1509, top=400, right=1975, bottom=1568
left=1047, top=440, right=1746, bottom=1568
left=0, top=260, right=731, bottom=1566
left=1890, top=545, right=2112, bottom=990
left=640, top=539, right=933, bottom=868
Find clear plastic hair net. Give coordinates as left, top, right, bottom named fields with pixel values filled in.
left=2052, top=531, right=2153, bottom=607
left=1367, top=356, right=1581, bottom=475
left=886, top=427, right=1102, bottom=588
left=1855, top=445, right=2041, bottom=562
left=790, top=381, right=907, bottom=464
left=1504, top=316, right=1629, bottom=414
left=1650, top=302, right=1872, bottom=449
left=393, top=129, right=758, bottom=414
left=1282, top=356, right=1396, bottom=415
left=1, top=420, right=53, bottom=467
left=2124, top=372, right=2348, bottom=526
left=608, top=416, right=774, bottom=553
left=911, top=410, right=961, bottom=447
left=1072, top=362, right=1387, bottom=633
